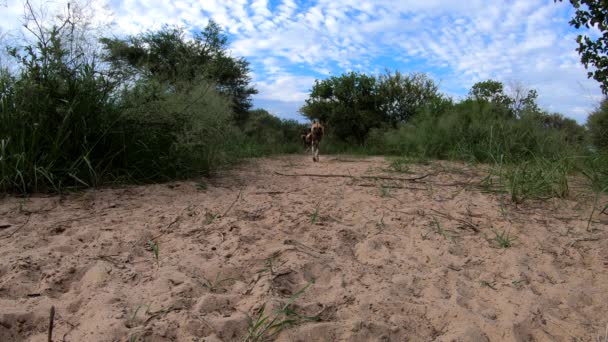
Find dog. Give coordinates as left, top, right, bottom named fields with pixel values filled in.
left=309, top=120, right=324, bottom=162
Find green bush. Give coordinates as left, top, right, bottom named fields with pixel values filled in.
left=587, top=99, right=608, bottom=151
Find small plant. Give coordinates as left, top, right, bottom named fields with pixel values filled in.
left=420, top=230, right=432, bottom=240
left=204, top=211, right=219, bottom=225
left=480, top=280, right=497, bottom=290
left=430, top=216, right=453, bottom=241
left=310, top=204, right=320, bottom=224
left=145, top=304, right=179, bottom=323
left=376, top=215, right=385, bottom=232
left=387, top=157, right=413, bottom=173
left=245, top=281, right=318, bottom=342
left=202, top=272, right=235, bottom=293
left=499, top=197, right=509, bottom=218
left=511, top=279, right=528, bottom=288
left=586, top=186, right=608, bottom=232
left=426, top=182, right=434, bottom=195
left=128, top=334, right=139, bottom=342
left=196, top=180, right=208, bottom=191
left=493, top=229, right=516, bottom=248
left=149, top=240, right=160, bottom=267
left=379, top=185, right=391, bottom=197
left=257, top=255, right=285, bottom=276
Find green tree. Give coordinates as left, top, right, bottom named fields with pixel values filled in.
left=100, top=21, right=257, bottom=124
left=557, top=0, right=608, bottom=94
left=541, top=112, right=587, bottom=144
left=377, top=70, right=440, bottom=126
left=300, top=72, right=383, bottom=144
left=468, top=80, right=516, bottom=118
left=587, top=98, right=608, bottom=149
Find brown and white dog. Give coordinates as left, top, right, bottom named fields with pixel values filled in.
left=309, top=120, right=324, bottom=162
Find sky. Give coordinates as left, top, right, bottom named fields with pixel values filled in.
left=0, top=0, right=604, bottom=123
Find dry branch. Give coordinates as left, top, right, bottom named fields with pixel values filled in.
left=1, top=214, right=32, bottom=239
left=48, top=306, right=55, bottom=342
left=355, top=183, right=427, bottom=191
left=220, top=189, right=242, bottom=218
left=274, top=171, right=438, bottom=182
left=429, top=209, right=480, bottom=233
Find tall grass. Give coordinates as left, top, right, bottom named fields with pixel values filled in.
left=0, top=15, right=304, bottom=194
left=319, top=99, right=606, bottom=200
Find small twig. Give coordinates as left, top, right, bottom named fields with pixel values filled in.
left=96, top=254, right=122, bottom=266
left=0, top=224, right=11, bottom=229
left=51, top=215, right=91, bottom=226
left=568, top=237, right=601, bottom=248
left=274, top=171, right=439, bottom=182
left=2, top=214, right=32, bottom=239
left=381, top=205, right=420, bottom=216
left=429, top=209, right=480, bottom=233
left=144, top=305, right=182, bottom=323
left=150, top=216, right=180, bottom=241
left=62, top=321, right=79, bottom=342
left=220, top=190, right=242, bottom=218
left=254, top=187, right=303, bottom=195
left=48, top=306, right=55, bottom=342
left=355, top=183, right=427, bottom=191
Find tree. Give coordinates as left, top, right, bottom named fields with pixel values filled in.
left=101, top=21, right=257, bottom=124
left=541, top=112, right=587, bottom=144
left=300, top=72, right=383, bottom=144
left=507, top=81, right=540, bottom=118
left=468, top=80, right=515, bottom=118
left=587, top=98, right=608, bottom=149
left=377, top=70, right=440, bottom=126
left=557, top=0, right=608, bottom=94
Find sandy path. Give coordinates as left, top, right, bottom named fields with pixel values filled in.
left=0, top=155, right=606, bottom=341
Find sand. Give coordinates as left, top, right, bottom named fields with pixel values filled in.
left=0, top=155, right=606, bottom=341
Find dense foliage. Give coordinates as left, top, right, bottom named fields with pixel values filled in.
left=300, top=71, right=595, bottom=164
left=0, top=3, right=302, bottom=193
left=558, top=0, right=608, bottom=94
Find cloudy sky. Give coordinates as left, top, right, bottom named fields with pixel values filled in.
left=0, top=0, right=604, bottom=123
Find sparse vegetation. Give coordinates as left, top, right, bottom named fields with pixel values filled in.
left=310, top=204, right=320, bottom=224
left=202, top=272, right=235, bottom=293
left=376, top=215, right=386, bottom=232
left=245, top=281, right=317, bottom=342
left=493, top=230, right=516, bottom=248
left=387, top=157, right=413, bottom=173
left=379, top=185, right=391, bottom=197
left=204, top=211, right=220, bottom=225
left=196, top=181, right=208, bottom=191
left=481, top=280, right=498, bottom=290
left=148, top=240, right=160, bottom=267
left=430, top=216, right=455, bottom=241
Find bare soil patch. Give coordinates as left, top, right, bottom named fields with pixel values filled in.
left=1, top=155, right=607, bottom=341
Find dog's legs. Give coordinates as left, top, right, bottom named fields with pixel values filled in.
left=312, top=142, right=320, bottom=162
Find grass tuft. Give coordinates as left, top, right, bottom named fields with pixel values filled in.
left=148, top=240, right=160, bottom=267
left=245, top=281, right=318, bottom=342
left=310, top=204, right=320, bottom=224
left=493, top=230, right=516, bottom=248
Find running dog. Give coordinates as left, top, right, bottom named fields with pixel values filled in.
left=309, top=120, right=324, bottom=162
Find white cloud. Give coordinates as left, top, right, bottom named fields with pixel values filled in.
left=0, top=0, right=602, bottom=122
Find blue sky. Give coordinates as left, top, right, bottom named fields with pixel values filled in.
left=0, top=0, right=604, bottom=123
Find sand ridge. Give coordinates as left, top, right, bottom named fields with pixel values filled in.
left=0, top=155, right=606, bottom=341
